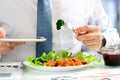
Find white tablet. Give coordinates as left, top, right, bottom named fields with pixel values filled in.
left=0, top=37, right=46, bottom=42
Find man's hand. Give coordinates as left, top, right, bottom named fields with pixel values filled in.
left=75, top=25, right=102, bottom=51
left=0, top=28, right=25, bottom=55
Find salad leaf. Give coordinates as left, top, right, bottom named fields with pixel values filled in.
left=27, top=56, right=44, bottom=66
left=37, top=51, right=57, bottom=62
left=75, top=52, right=100, bottom=63
left=39, top=52, right=48, bottom=62
left=56, top=50, right=73, bottom=60
left=56, top=19, right=65, bottom=30
left=33, top=58, right=43, bottom=66
left=45, top=50, right=57, bottom=61
left=27, top=56, right=35, bottom=62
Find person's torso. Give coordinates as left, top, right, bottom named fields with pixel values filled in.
left=0, top=0, right=96, bottom=62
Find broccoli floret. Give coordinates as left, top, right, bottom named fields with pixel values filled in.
left=56, top=19, right=65, bottom=30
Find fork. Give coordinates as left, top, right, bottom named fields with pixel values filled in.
left=63, top=23, right=87, bottom=35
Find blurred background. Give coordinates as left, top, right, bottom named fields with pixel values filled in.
left=101, top=0, right=120, bottom=35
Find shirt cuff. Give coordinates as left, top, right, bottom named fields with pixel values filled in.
left=102, top=32, right=119, bottom=47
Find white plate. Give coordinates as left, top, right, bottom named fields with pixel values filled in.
left=23, top=61, right=93, bottom=72
left=0, top=37, right=46, bottom=42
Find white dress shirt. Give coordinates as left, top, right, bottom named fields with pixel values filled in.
left=0, top=0, right=119, bottom=62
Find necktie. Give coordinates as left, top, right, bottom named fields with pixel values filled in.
left=36, top=0, right=52, bottom=57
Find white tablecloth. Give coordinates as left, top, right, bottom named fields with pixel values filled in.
left=21, top=63, right=120, bottom=80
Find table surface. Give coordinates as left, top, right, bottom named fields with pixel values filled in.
left=21, top=63, right=120, bottom=80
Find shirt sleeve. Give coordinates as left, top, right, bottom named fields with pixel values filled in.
left=89, top=0, right=120, bottom=47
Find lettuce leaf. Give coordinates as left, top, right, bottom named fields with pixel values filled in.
left=75, top=52, right=100, bottom=63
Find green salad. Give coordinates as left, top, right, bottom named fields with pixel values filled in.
left=27, top=50, right=101, bottom=66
